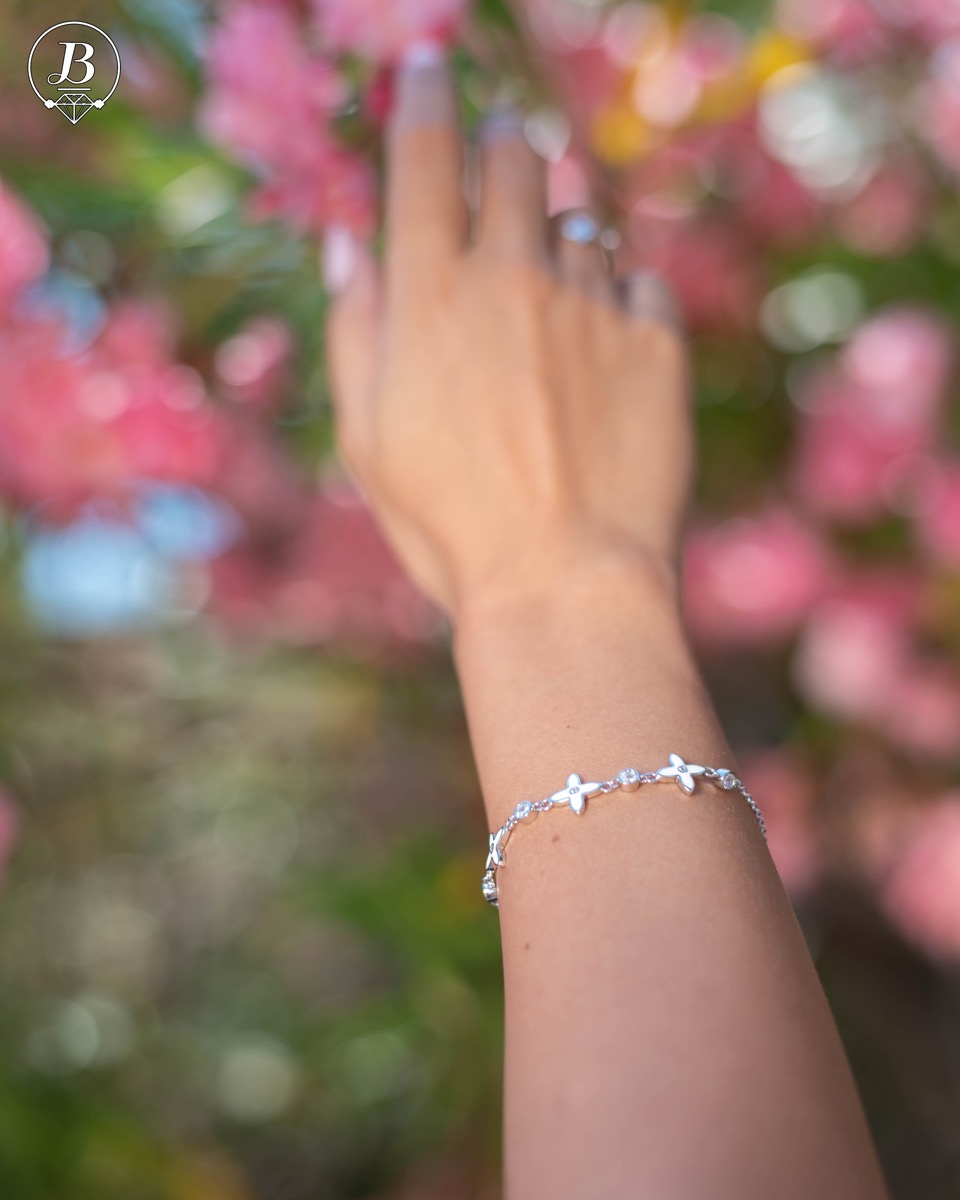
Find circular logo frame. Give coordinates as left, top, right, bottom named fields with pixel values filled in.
left=28, top=22, right=121, bottom=124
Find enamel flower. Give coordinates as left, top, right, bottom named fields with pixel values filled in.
left=656, top=753, right=707, bottom=795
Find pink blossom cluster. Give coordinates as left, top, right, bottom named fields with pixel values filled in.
left=313, top=0, right=468, bottom=63
left=0, top=177, right=426, bottom=650
left=685, top=306, right=960, bottom=763
left=198, top=3, right=376, bottom=233
left=0, top=183, right=228, bottom=511
left=879, top=797, right=960, bottom=961
left=209, top=478, right=440, bottom=649
left=199, top=0, right=469, bottom=233
left=790, top=308, right=953, bottom=525
left=0, top=182, right=47, bottom=308
left=682, top=300, right=960, bottom=948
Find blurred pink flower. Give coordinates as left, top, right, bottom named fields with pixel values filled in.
left=0, top=180, right=48, bottom=309
left=842, top=308, right=952, bottom=418
left=210, top=482, right=440, bottom=646
left=663, top=122, right=821, bottom=248
left=644, top=220, right=763, bottom=331
left=793, top=572, right=960, bottom=759
left=0, top=314, right=125, bottom=506
left=738, top=152, right=822, bottom=247
left=833, top=158, right=929, bottom=257
left=913, top=41, right=960, bottom=175
left=791, top=574, right=920, bottom=723
left=313, top=0, right=468, bottom=61
left=790, top=385, right=913, bottom=522
left=215, top=315, right=294, bottom=413
left=875, top=661, right=960, bottom=759
left=0, top=300, right=229, bottom=510
left=880, top=796, right=960, bottom=960
left=738, top=749, right=822, bottom=896
left=681, top=13, right=744, bottom=81
left=683, top=507, right=834, bottom=646
left=882, top=0, right=960, bottom=44
left=98, top=296, right=178, bottom=366
left=911, top=460, right=960, bottom=567
left=790, top=308, right=952, bottom=521
left=776, top=0, right=890, bottom=64
left=199, top=2, right=375, bottom=232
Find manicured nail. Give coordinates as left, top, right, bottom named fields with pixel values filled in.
left=400, top=39, right=445, bottom=72
left=394, top=39, right=454, bottom=127
left=481, top=105, right=525, bottom=141
left=323, top=225, right=355, bottom=292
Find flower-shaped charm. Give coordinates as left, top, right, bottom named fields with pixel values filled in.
left=656, top=753, right=707, bottom=795
left=486, top=828, right=508, bottom=869
left=549, top=772, right=603, bottom=816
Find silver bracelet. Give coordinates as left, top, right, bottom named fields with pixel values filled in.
left=482, top=753, right=767, bottom=909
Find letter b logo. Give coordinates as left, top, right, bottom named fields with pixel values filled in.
left=28, top=22, right=120, bottom=124
left=48, top=42, right=96, bottom=87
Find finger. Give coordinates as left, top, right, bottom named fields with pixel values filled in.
left=475, top=109, right=548, bottom=260
left=385, top=43, right=467, bottom=278
left=617, top=269, right=682, bottom=331
left=553, top=211, right=612, bottom=299
left=324, top=227, right=383, bottom=465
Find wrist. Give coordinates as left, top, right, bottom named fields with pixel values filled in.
left=451, top=545, right=689, bottom=656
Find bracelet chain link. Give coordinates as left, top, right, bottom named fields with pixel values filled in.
left=482, top=753, right=766, bottom=909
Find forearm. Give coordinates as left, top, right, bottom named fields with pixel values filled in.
left=453, top=560, right=887, bottom=1200
left=328, top=50, right=887, bottom=1197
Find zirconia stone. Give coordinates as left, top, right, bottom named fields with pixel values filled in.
left=515, top=800, right=534, bottom=821
left=721, top=772, right=737, bottom=790
left=617, top=768, right=641, bottom=792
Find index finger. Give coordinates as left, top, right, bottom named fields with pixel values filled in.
left=385, top=44, right=468, bottom=280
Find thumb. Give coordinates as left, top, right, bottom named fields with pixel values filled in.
left=323, top=226, right=382, bottom=465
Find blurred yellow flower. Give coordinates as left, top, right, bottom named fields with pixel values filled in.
left=592, top=104, right=652, bottom=165
left=749, top=30, right=810, bottom=86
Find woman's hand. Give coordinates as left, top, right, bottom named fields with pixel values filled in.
left=325, top=47, right=692, bottom=626
left=325, top=48, right=889, bottom=1200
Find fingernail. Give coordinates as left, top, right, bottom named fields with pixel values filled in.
left=481, top=105, right=525, bottom=141
left=400, top=38, right=445, bottom=73
left=323, top=225, right=355, bottom=292
left=622, top=270, right=682, bottom=330
left=394, top=39, right=454, bottom=127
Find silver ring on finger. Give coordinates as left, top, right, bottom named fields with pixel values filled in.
left=558, top=210, right=602, bottom=247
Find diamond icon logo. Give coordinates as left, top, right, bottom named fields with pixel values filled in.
left=28, top=22, right=120, bottom=124
left=49, top=92, right=96, bottom=124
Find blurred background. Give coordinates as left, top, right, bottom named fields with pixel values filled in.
left=1, top=0, right=960, bottom=1195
